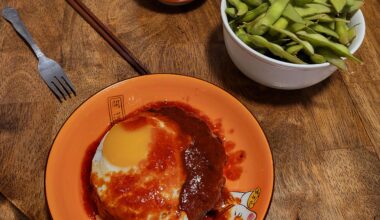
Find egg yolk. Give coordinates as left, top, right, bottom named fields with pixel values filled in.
left=103, top=123, right=152, bottom=167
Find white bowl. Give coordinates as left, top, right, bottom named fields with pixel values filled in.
left=221, top=1, right=366, bottom=90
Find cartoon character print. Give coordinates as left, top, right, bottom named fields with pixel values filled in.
left=135, top=188, right=261, bottom=220
left=224, top=188, right=261, bottom=220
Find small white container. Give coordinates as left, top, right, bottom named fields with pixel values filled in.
left=221, top=0, right=366, bottom=90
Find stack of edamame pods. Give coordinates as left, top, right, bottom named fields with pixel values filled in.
left=226, top=0, right=363, bottom=70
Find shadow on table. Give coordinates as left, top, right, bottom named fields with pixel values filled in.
left=133, top=0, right=206, bottom=14
left=206, top=24, right=332, bottom=106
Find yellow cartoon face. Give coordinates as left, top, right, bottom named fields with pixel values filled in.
left=247, top=188, right=261, bottom=209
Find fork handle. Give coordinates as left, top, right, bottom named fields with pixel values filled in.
left=2, top=7, right=44, bottom=58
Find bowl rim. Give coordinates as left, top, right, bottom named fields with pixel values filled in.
left=220, top=0, right=366, bottom=69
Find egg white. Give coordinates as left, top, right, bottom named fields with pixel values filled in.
left=90, top=116, right=189, bottom=219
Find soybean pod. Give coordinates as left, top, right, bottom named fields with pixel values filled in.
left=327, top=22, right=335, bottom=30
left=272, top=38, right=292, bottom=45
left=236, top=28, right=251, bottom=45
left=347, top=27, right=357, bottom=43
left=297, top=31, right=361, bottom=63
left=269, top=17, right=289, bottom=36
left=318, top=48, right=348, bottom=70
left=310, top=54, right=327, bottom=63
left=304, top=14, right=334, bottom=22
left=286, top=44, right=304, bottom=54
left=226, top=8, right=237, bottom=18
left=329, top=0, right=346, bottom=13
left=228, top=0, right=249, bottom=16
left=236, top=28, right=269, bottom=53
left=243, top=13, right=266, bottom=29
left=310, top=24, right=339, bottom=39
left=239, top=3, right=269, bottom=22
left=293, top=0, right=313, bottom=6
left=282, top=4, right=305, bottom=23
left=336, top=20, right=349, bottom=45
left=288, top=23, right=309, bottom=32
left=246, top=35, right=306, bottom=64
left=241, top=0, right=263, bottom=7
left=313, top=0, right=331, bottom=6
left=267, top=25, right=314, bottom=54
left=246, top=0, right=290, bottom=35
left=294, top=4, right=331, bottom=17
left=286, top=41, right=299, bottom=46
left=347, top=0, right=363, bottom=13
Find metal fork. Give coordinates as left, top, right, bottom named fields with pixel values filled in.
left=2, top=7, right=76, bottom=101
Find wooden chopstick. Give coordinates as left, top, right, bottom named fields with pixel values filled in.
left=65, top=0, right=150, bottom=75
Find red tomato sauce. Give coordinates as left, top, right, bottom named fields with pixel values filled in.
left=81, top=128, right=110, bottom=220
left=81, top=101, right=246, bottom=220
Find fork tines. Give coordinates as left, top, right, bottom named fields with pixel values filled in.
left=48, top=74, right=76, bottom=101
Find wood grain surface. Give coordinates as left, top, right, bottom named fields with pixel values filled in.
left=0, top=0, right=379, bottom=219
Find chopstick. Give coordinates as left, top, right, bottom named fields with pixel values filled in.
left=65, top=0, right=150, bottom=75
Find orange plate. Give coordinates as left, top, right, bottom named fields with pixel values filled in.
left=45, top=74, right=273, bottom=220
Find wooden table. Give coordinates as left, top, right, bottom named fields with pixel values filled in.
left=0, top=0, right=379, bottom=219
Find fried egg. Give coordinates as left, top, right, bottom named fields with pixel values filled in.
left=91, top=113, right=191, bottom=219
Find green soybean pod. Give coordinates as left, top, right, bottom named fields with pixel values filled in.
left=269, top=17, right=289, bottom=36
left=242, top=13, right=266, bottom=29
left=288, top=23, right=308, bottom=32
left=294, top=4, right=331, bottom=17
left=286, top=41, right=299, bottom=46
left=329, top=0, right=347, bottom=13
left=310, top=53, right=327, bottom=63
left=239, top=3, right=269, bottom=22
left=228, top=0, right=249, bottom=16
left=236, top=28, right=266, bottom=51
left=297, top=31, right=361, bottom=63
left=348, top=27, right=357, bottom=43
left=286, top=44, right=304, bottom=54
left=327, top=22, right=335, bottom=30
left=294, top=0, right=313, bottom=6
left=241, top=0, right=263, bottom=7
left=312, top=0, right=331, bottom=6
left=226, top=8, right=237, bottom=18
left=246, top=0, right=290, bottom=35
left=272, top=38, right=292, bottom=45
left=311, top=24, right=339, bottom=39
left=335, top=17, right=350, bottom=23
left=318, top=48, right=348, bottom=70
left=236, top=28, right=252, bottom=45
left=347, top=0, right=363, bottom=13
left=304, top=26, right=318, bottom=34
left=237, top=28, right=272, bottom=54
left=304, top=14, right=334, bottom=22
left=247, top=35, right=306, bottom=64
left=282, top=4, right=305, bottom=23
left=267, top=25, right=314, bottom=54
left=336, top=20, right=349, bottom=45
